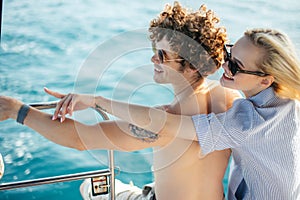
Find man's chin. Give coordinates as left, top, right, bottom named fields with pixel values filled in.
left=153, top=77, right=164, bottom=84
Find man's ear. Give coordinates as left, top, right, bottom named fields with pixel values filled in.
left=261, top=75, right=275, bottom=87
left=184, top=67, right=198, bottom=75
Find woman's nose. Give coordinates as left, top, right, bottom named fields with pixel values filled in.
left=222, top=60, right=229, bottom=71
left=222, top=60, right=233, bottom=76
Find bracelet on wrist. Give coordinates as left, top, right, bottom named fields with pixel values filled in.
left=16, top=104, right=30, bottom=125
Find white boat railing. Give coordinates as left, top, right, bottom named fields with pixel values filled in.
left=0, top=102, right=116, bottom=200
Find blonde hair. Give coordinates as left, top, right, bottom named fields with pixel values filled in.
left=245, top=28, right=300, bottom=101
left=149, top=1, right=227, bottom=78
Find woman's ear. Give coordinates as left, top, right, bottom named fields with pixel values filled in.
left=261, top=75, right=275, bottom=87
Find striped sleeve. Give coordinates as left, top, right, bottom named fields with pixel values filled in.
left=192, top=99, right=261, bottom=155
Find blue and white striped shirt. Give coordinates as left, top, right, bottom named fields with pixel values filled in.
left=192, top=87, right=300, bottom=199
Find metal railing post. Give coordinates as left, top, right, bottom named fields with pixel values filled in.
left=108, top=150, right=115, bottom=200
left=94, top=105, right=115, bottom=200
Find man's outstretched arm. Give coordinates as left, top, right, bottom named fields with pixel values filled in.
left=93, top=96, right=199, bottom=141
left=0, top=96, right=171, bottom=151
left=44, top=88, right=199, bottom=142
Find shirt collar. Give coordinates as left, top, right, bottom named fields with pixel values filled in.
left=248, top=87, right=277, bottom=107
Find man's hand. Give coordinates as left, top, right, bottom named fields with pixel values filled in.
left=0, top=96, right=23, bottom=121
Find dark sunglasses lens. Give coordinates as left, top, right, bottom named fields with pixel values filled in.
left=224, top=51, right=229, bottom=61
left=158, top=50, right=164, bottom=63
left=228, top=60, right=238, bottom=76
left=224, top=46, right=230, bottom=60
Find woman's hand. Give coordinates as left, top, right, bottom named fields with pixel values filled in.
left=44, top=87, right=96, bottom=122
left=0, top=96, right=23, bottom=121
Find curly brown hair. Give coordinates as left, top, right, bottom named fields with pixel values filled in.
left=149, top=1, right=227, bottom=78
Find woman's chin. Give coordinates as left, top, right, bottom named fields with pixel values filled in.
left=220, top=75, right=234, bottom=89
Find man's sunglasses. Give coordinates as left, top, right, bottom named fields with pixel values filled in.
left=224, top=44, right=269, bottom=77
left=153, top=48, right=184, bottom=64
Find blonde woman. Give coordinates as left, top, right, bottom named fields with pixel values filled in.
left=43, top=29, right=300, bottom=199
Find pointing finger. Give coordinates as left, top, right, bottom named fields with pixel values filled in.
left=44, top=87, right=66, bottom=99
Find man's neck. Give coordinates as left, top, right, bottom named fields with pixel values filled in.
left=172, top=78, right=205, bottom=100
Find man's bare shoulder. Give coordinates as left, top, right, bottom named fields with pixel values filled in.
left=206, top=80, right=243, bottom=113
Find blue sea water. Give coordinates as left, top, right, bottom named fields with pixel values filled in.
left=0, top=0, right=300, bottom=199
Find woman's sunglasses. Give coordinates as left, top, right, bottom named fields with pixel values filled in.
left=224, top=44, right=269, bottom=77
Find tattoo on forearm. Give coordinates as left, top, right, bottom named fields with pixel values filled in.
left=95, top=103, right=108, bottom=113
left=128, top=124, right=159, bottom=143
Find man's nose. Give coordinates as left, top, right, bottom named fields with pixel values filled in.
left=151, top=54, right=160, bottom=64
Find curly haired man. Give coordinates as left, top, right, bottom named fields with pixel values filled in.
left=79, top=2, right=241, bottom=199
